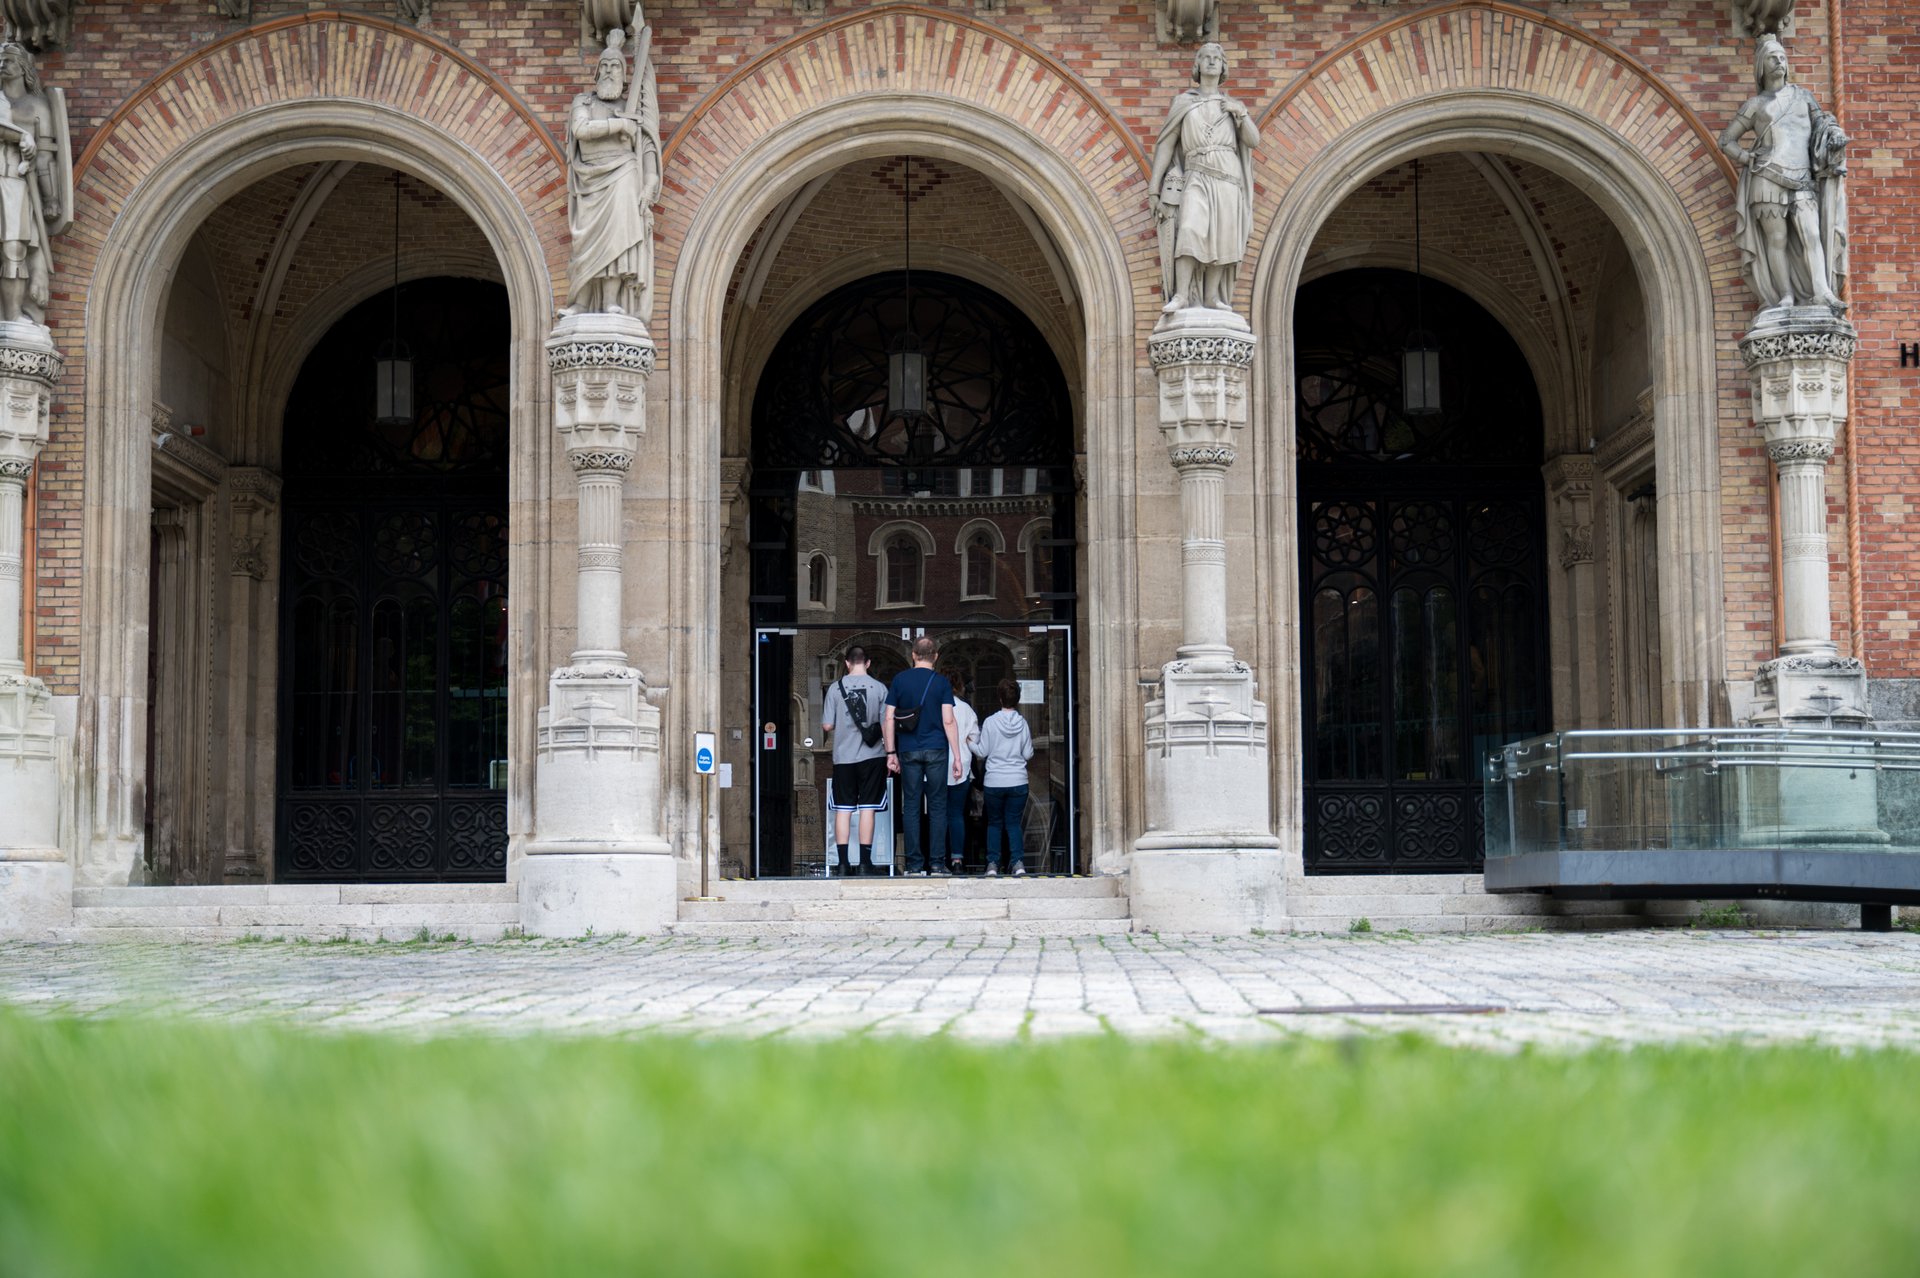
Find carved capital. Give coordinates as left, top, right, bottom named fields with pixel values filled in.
left=1558, top=522, right=1595, bottom=570
left=1148, top=331, right=1256, bottom=370
left=0, top=456, right=30, bottom=482
left=569, top=448, right=635, bottom=474
left=1767, top=438, right=1834, bottom=465
left=1738, top=325, right=1857, bottom=371
left=1169, top=443, right=1236, bottom=470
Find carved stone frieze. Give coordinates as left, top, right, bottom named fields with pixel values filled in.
left=1766, top=438, right=1834, bottom=464
left=568, top=449, right=636, bottom=474
left=1739, top=326, right=1857, bottom=369
left=547, top=336, right=658, bottom=376
left=1146, top=331, right=1255, bottom=369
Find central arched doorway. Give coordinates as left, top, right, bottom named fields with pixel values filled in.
left=747, top=271, right=1078, bottom=877
left=276, top=277, right=511, bottom=882
left=1298, top=268, right=1551, bottom=873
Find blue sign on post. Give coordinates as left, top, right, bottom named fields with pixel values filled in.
left=694, top=732, right=717, bottom=775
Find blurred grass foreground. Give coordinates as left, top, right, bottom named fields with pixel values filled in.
left=2, top=1012, right=1918, bottom=1277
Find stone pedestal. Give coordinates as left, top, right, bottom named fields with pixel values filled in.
left=1735, top=310, right=1884, bottom=849
left=0, top=322, right=68, bottom=937
left=1132, top=310, right=1283, bottom=933
left=523, top=312, right=673, bottom=937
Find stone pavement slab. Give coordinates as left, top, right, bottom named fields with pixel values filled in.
left=0, top=931, right=1917, bottom=1050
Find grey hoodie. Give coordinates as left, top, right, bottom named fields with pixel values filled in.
left=970, top=708, right=1034, bottom=787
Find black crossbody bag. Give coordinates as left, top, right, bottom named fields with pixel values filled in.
left=890, top=672, right=936, bottom=737
left=836, top=679, right=885, bottom=748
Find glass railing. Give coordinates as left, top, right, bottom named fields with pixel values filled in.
left=1485, top=728, right=1920, bottom=859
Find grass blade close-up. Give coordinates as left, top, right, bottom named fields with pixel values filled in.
left=3, top=1011, right=1919, bottom=1277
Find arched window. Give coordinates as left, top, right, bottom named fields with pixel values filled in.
left=963, top=533, right=996, bottom=601
left=884, top=536, right=922, bottom=607
left=804, top=552, right=831, bottom=608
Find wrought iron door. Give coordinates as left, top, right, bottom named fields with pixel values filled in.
left=277, top=278, right=510, bottom=881
left=1297, top=270, right=1551, bottom=873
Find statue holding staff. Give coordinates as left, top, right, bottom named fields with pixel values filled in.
left=1720, top=34, right=1848, bottom=314
left=563, top=25, right=661, bottom=320
left=1150, top=42, right=1258, bottom=316
left=0, top=42, right=68, bottom=327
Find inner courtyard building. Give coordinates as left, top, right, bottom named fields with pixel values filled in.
left=0, top=0, right=1915, bottom=938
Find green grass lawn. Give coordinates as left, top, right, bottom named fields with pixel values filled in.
left=2, top=1013, right=1917, bottom=1276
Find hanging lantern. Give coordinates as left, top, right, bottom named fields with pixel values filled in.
left=888, top=330, right=928, bottom=423
left=374, top=169, right=414, bottom=426
left=375, top=338, right=414, bottom=425
left=1401, top=335, right=1442, bottom=417
left=1402, top=156, right=1442, bottom=417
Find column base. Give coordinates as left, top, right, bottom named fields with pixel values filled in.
left=1749, top=653, right=1870, bottom=726
left=518, top=852, right=676, bottom=938
left=1129, top=846, right=1287, bottom=934
left=0, top=860, right=72, bottom=939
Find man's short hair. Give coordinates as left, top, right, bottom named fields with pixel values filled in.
left=912, top=635, right=939, bottom=662
left=844, top=645, right=869, bottom=667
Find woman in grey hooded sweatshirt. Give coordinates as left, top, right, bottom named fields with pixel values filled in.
left=971, top=679, right=1035, bottom=876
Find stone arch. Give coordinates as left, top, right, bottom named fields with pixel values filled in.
left=1248, top=36, right=1736, bottom=855
left=67, top=25, right=564, bottom=882
left=667, top=83, right=1142, bottom=869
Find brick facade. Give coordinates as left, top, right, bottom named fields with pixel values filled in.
left=11, top=0, right=1914, bottom=707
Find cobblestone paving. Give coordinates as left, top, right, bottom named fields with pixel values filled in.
left=2, top=931, right=1918, bottom=1049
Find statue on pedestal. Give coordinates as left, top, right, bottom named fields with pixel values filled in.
left=562, top=26, right=661, bottom=320
left=1150, top=42, right=1257, bottom=316
left=0, top=43, right=67, bottom=327
left=1720, top=34, right=1848, bottom=314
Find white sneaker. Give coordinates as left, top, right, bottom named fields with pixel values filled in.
left=984, top=863, right=999, bottom=877
left=1011, top=863, right=1027, bottom=877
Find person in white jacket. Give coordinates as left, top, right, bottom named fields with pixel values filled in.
left=941, top=665, right=980, bottom=874
left=971, top=678, right=1035, bottom=876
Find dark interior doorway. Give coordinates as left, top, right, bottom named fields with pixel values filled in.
left=747, top=272, right=1079, bottom=877
left=276, top=277, right=510, bottom=882
left=1297, top=268, right=1551, bottom=873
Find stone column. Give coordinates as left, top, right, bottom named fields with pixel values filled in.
left=1736, top=311, right=1883, bottom=849
left=1131, top=311, right=1283, bottom=932
left=521, top=311, right=673, bottom=937
left=0, top=321, right=69, bottom=937
left=1738, top=313, right=1869, bottom=725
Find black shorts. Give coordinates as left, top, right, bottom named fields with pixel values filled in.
left=831, top=757, right=889, bottom=810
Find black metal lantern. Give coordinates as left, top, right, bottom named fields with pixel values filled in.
left=886, top=154, right=929, bottom=426
left=1402, top=157, right=1442, bottom=417
left=375, top=169, right=414, bottom=426
left=888, top=330, right=927, bottom=422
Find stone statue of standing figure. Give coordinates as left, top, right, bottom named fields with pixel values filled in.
left=563, top=25, right=661, bottom=321
left=0, top=42, right=69, bottom=327
left=1720, top=34, right=1848, bottom=314
left=1151, top=42, right=1258, bottom=316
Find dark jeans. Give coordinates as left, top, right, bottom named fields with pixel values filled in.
left=896, top=749, right=949, bottom=872
left=946, top=779, right=971, bottom=866
left=983, top=784, right=1028, bottom=871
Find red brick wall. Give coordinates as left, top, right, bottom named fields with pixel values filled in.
left=17, top=0, right=1907, bottom=700
left=1838, top=0, right=1920, bottom=677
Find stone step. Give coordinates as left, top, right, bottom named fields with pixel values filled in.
left=680, top=894, right=1130, bottom=923
left=72, top=901, right=520, bottom=930
left=712, top=876, right=1120, bottom=900
left=74, top=883, right=516, bottom=908
left=49, top=925, right=516, bottom=944
left=663, top=918, right=1134, bottom=939
left=1286, top=874, right=1487, bottom=898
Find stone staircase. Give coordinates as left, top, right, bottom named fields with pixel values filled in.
left=59, top=883, right=521, bottom=942
left=667, top=875, right=1131, bottom=938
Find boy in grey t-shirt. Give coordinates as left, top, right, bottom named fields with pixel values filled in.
left=822, top=646, right=890, bottom=875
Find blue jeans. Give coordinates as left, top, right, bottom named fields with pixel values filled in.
left=896, top=749, right=949, bottom=872
left=946, top=780, right=971, bottom=866
left=983, top=784, right=1028, bottom=872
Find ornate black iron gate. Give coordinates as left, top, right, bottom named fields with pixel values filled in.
left=276, top=279, right=510, bottom=881
left=1297, top=270, right=1551, bottom=873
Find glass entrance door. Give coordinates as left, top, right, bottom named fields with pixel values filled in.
left=753, top=620, right=1076, bottom=877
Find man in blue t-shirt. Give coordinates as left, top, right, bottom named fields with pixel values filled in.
left=884, top=635, right=964, bottom=876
